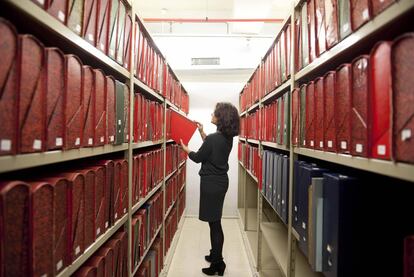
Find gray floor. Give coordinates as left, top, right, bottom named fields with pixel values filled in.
left=166, top=217, right=253, bottom=277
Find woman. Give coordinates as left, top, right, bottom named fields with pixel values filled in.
left=180, top=102, right=240, bottom=276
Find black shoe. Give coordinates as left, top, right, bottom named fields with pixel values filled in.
left=202, top=261, right=226, bottom=276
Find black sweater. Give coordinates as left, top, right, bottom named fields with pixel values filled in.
left=188, top=132, right=233, bottom=176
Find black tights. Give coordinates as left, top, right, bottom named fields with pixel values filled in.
left=209, top=220, right=224, bottom=262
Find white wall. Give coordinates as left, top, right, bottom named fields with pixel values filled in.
left=184, top=82, right=243, bottom=218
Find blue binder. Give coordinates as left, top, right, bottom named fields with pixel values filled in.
left=281, top=155, right=289, bottom=224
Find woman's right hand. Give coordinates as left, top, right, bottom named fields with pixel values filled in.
left=194, top=121, right=203, bottom=132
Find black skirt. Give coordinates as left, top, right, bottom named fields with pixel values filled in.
left=199, top=175, right=229, bottom=222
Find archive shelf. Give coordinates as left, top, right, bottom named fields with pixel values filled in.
left=0, top=143, right=129, bottom=174
left=262, top=80, right=291, bottom=104
left=261, top=192, right=288, bottom=228
left=162, top=211, right=186, bottom=275
left=57, top=214, right=128, bottom=277
left=294, top=0, right=414, bottom=82
left=294, top=148, right=414, bottom=183
left=132, top=181, right=164, bottom=214
left=134, top=77, right=164, bottom=102
left=247, top=139, right=260, bottom=146
left=247, top=102, right=260, bottom=113
left=261, top=141, right=289, bottom=152
left=2, top=0, right=130, bottom=81
left=246, top=168, right=259, bottom=184
left=165, top=200, right=176, bottom=219
left=132, top=140, right=164, bottom=149
left=240, top=110, right=247, bottom=117
left=260, top=222, right=288, bottom=277
left=132, top=224, right=163, bottom=276
left=179, top=182, right=186, bottom=193
left=239, top=137, right=247, bottom=142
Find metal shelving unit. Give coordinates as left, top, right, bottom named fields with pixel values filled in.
left=134, top=78, right=164, bottom=102
left=294, top=148, right=414, bottom=183
left=260, top=222, right=288, bottom=277
left=247, top=139, right=260, bottom=146
left=132, top=140, right=164, bottom=149
left=261, top=141, right=289, bottom=152
left=240, top=110, right=247, bottom=117
left=57, top=214, right=128, bottom=277
left=262, top=81, right=291, bottom=104
left=239, top=137, right=247, bottom=142
left=247, top=102, right=260, bottom=113
left=132, top=181, right=164, bottom=214
left=0, top=144, right=128, bottom=174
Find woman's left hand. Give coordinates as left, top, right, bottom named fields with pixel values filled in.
left=180, top=139, right=190, bottom=154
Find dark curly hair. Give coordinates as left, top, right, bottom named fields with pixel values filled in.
left=214, top=102, right=240, bottom=138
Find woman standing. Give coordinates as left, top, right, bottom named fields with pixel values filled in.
left=180, top=102, right=240, bottom=276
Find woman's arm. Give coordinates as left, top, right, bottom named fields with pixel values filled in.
left=180, top=136, right=212, bottom=163
left=195, top=121, right=207, bottom=141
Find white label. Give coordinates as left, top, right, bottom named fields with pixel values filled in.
left=33, top=139, right=42, bottom=150
left=126, top=135, right=129, bottom=140
left=75, top=138, right=80, bottom=145
left=88, top=34, right=94, bottom=42
left=110, top=49, right=115, bottom=56
left=327, top=244, right=332, bottom=253
left=295, top=216, right=298, bottom=221
left=100, top=43, right=105, bottom=51
left=402, top=129, right=412, bottom=141
left=115, top=213, right=118, bottom=219
left=110, top=136, right=114, bottom=142
left=58, top=11, right=65, bottom=22
left=41, top=274, right=47, bottom=277
left=356, top=144, right=363, bottom=153
left=125, top=63, right=128, bottom=68
left=75, top=25, right=81, bottom=33
left=328, top=140, right=333, bottom=148
left=303, top=140, right=306, bottom=146
left=277, top=195, right=280, bottom=199
left=362, top=9, right=369, bottom=20
left=328, top=260, right=333, bottom=267
left=341, top=141, right=347, bottom=150
left=37, top=0, right=45, bottom=4
left=118, top=120, right=122, bottom=125
left=105, top=222, right=109, bottom=228
left=343, top=23, right=349, bottom=32
left=124, top=208, right=126, bottom=213
left=56, top=137, right=63, bottom=146
left=118, top=130, right=121, bottom=133
left=320, top=141, right=324, bottom=148
left=310, top=140, right=314, bottom=147
left=377, top=145, right=386, bottom=155
left=358, top=59, right=367, bottom=70
left=294, top=206, right=297, bottom=212
left=302, top=222, right=306, bottom=230
left=75, top=246, right=80, bottom=255
left=282, top=200, right=285, bottom=205
left=97, top=228, right=101, bottom=236
left=56, top=260, right=63, bottom=271
left=100, top=136, right=104, bottom=143
left=88, top=138, right=93, bottom=145
left=1, top=139, right=11, bottom=151
left=303, top=236, right=306, bottom=242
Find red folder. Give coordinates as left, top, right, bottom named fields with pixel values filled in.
left=60, top=172, right=86, bottom=262
left=372, top=0, right=395, bottom=16
left=113, top=231, right=128, bottom=277
left=116, top=2, right=126, bottom=65
left=108, top=0, right=119, bottom=60
left=47, top=0, right=68, bottom=24
left=96, top=0, right=110, bottom=53
left=90, top=166, right=106, bottom=238
left=315, top=0, right=326, bottom=55
left=404, top=236, right=414, bottom=277
left=314, top=77, right=325, bottom=150
left=105, top=76, right=116, bottom=144
left=123, top=84, right=130, bottom=142
left=123, top=14, right=132, bottom=70
left=134, top=22, right=141, bottom=77
left=74, top=266, right=96, bottom=277
left=67, top=0, right=84, bottom=35
left=87, top=256, right=105, bottom=277
left=351, top=55, right=370, bottom=157
left=94, top=69, right=106, bottom=146
left=45, top=48, right=65, bottom=151
left=325, top=0, right=339, bottom=49
left=113, top=160, right=123, bottom=222
left=0, top=181, right=31, bottom=277
left=120, top=159, right=128, bottom=217
left=170, top=110, right=197, bottom=145
left=97, top=247, right=114, bottom=277
left=30, top=182, right=54, bottom=277
left=76, top=169, right=94, bottom=250
left=286, top=23, right=292, bottom=78
left=335, top=63, right=352, bottom=154
left=350, top=0, right=370, bottom=30
left=323, top=71, right=337, bottom=152
left=83, top=0, right=98, bottom=45
left=0, top=19, right=18, bottom=156
left=306, top=81, right=315, bottom=149
left=82, top=66, right=95, bottom=147
left=105, top=238, right=121, bottom=276
left=370, top=41, right=392, bottom=160
left=64, top=55, right=84, bottom=150
left=95, top=160, right=114, bottom=228
left=308, top=0, right=317, bottom=63
left=133, top=155, right=140, bottom=204
left=392, top=33, right=414, bottom=163
left=18, top=35, right=45, bottom=154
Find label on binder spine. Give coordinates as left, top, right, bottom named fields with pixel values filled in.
left=1, top=140, right=11, bottom=151
left=356, top=144, right=363, bottom=153
left=377, top=145, right=386, bottom=155
left=58, top=11, right=65, bottom=22
left=56, top=260, right=63, bottom=271
left=341, top=141, right=347, bottom=149
left=56, top=138, right=63, bottom=146
left=402, top=129, right=412, bottom=141
left=33, top=140, right=42, bottom=150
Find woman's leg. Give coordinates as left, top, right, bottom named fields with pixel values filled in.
left=209, top=220, right=224, bottom=262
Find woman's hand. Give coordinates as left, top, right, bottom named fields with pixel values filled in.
left=194, top=121, right=203, bottom=132
left=180, top=139, right=190, bottom=154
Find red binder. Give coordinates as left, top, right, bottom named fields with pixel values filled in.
left=67, top=0, right=84, bottom=35
left=115, top=2, right=126, bottom=65
left=47, top=0, right=68, bottom=24
left=295, top=13, right=302, bottom=72
left=325, top=0, right=339, bottom=49
left=286, top=23, right=292, bottom=78
left=96, top=0, right=110, bottom=53
left=350, top=0, right=370, bottom=30
left=108, top=0, right=119, bottom=60
left=308, top=0, right=317, bottom=63
left=120, top=159, right=128, bottom=217
left=133, top=155, right=140, bottom=204
left=60, top=172, right=86, bottom=262
left=30, top=182, right=54, bottom=277
left=0, top=181, right=31, bottom=277
left=323, top=71, right=337, bottom=152
left=113, top=159, right=123, bottom=222
left=314, top=77, right=325, bottom=150
left=44, top=48, right=65, bottom=151
left=392, top=33, right=414, bottom=163
left=18, top=35, right=45, bottom=154
left=74, top=266, right=96, bottom=277
left=0, top=19, right=18, bottom=156
left=306, top=81, right=315, bottom=149
left=170, top=110, right=197, bottom=145
left=76, top=169, right=94, bottom=251
left=97, top=247, right=114, bottom=277
left=371, top=0, right=395, bottom=16
left=123, top=14, right=132, bottom=70
left=40, top=176, right=69, bottom=275
left=89, top=166, right=105, bottom=239
left=82, top=66, right=95, bottom=147
left=64, top=55, right=84, bottom=150
left=95, top=160, right=114, bottom=228
left=123, top=84, right=130, bottom=142
left=113, top=231, right=128, bottom=277
left=351, top=55, right=370, bottom=157
left=404, top=236, right=414, bottom=277
left=315, top=0, right=326, bottom=55
left=335, top=63, right=352, bottom=154
left=87, top=255, right=105, bottom=277
left=105, top=238, right=121, bottom=276
left=94, top=69, right=106, bottom=146
left=105, top=76, right=116, bottom=144
left=370, top=41, right=392, bottom=160
left=83, top=0, right=98, bottom=45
